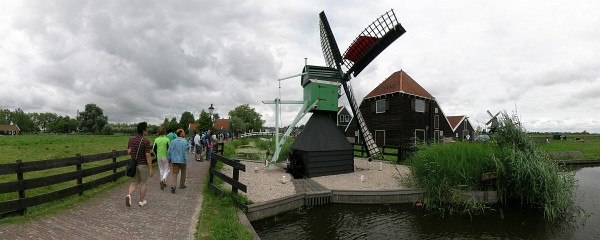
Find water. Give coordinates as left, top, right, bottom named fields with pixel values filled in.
left=253, top=166, right=600, bottom=239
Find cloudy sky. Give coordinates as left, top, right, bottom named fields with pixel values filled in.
left=1, top=0, right=599, bottom=133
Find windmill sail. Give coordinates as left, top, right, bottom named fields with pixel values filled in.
left=342, top=80, right=381, bottom=159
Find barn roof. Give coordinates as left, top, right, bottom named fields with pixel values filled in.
left=447, top=115, right=465, bottom=130
left=291, top=112, right=352, bottom=151
left=364, top=70, right=434, bottom=100
left=0, top=124, right=19, bottom=131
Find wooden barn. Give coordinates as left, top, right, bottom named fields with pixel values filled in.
left=447, top=115, right=475, bottom=141
left=346, top=70, right=454, bottom=146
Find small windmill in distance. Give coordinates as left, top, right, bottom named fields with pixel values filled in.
left=486, top=110, right=501, bottom=133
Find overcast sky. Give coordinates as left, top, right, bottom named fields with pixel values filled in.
left=2, top=0, right=599, bottom=133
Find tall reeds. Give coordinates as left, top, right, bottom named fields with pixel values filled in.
left=406, top=111, right=575, bottom=221
left=492, top=111, right=575, bottom=220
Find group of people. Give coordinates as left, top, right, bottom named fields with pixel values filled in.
left=124, top=122, right=216, bottom=207
left=192, top=129, right=215, bottom=162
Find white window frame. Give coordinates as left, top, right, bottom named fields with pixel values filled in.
left=375, top=130, right=386, bottom=146
left=345, top=115, right=350, bottom=122
left=415, top=99, right=425, bottom=113
left=376, top=99, right=386, bottom=113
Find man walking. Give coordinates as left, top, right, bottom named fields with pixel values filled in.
left=168, top=129, right=189, bottom=193
left=125, top=122, right=153, bottom=207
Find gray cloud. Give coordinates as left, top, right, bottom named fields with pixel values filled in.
left=1, top=0, right=600, bottom=132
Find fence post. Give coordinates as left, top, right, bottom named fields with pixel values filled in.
left=397, top=145, right=402, bottom=162
left=208, top=155, right=216, bottom=184
left=112, top=150, right=117, bottom=182
left=232, top=165, right=240, bottom=194
left=76, top=153, right=83, bottom=196
left=16, top=159, right=26, bottom=215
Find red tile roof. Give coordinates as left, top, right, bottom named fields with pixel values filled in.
left=447, top=115, right=465, bottom=130
left=364, top=70, right=434, bottom=100
left=214, top=119, right=229, bottom=130
left=188, top=123, right=199, bottom=131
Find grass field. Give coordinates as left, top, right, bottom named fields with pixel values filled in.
left=0, top=134, right=148, bottom=163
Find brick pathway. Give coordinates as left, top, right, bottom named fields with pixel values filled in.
left=0, top=154, right=209, bottom=240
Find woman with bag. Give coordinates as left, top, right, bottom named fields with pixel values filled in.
left=125, top=122, right=153, bottom=207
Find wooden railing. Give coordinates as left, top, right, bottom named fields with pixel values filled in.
left=352, top=143, right=416, bottom=162
left=0, top=150, right=130, bottom=216
left=208, top=144, right=248, bottom=211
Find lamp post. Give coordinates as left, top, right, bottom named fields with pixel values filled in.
left=208, top=104, right=214, bottom=121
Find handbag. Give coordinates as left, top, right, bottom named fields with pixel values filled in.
left=126, top=137, right=144, bottom=177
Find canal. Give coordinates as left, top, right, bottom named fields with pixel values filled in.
left=253, top=165, right=600, bottom=239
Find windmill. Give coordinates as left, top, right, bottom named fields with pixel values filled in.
left=319, top=10, right=406, bottom=161
left=486, top=110, right=501, bottom=133
left=264, top=10, right=406, bottom=178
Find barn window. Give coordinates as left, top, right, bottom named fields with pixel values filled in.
left=345, top=115, right=350, bottom=122
left=434, top=115, right=439, bottom=129
left=376, top=99, right=386, bottom=113
left=414, top=99, right=425, bottom=113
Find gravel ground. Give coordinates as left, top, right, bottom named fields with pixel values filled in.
left=222, top=157, right=411, bottom=203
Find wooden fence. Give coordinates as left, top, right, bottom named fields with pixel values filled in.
left=352, top=143, right=416, bottom=162
left=208, top=143, right=248, bottom=211
left=0, top=150, right=129, bottom=216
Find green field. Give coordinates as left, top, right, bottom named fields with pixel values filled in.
left=533, top=135, right=600, bottom=160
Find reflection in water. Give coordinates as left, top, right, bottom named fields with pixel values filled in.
left=253, top=166, right=600, bottom=240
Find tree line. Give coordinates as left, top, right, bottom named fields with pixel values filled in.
left=1, top=103, right=264, bottom=136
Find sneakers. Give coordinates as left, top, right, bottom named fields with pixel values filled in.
left=160, top=181, right=166, bottom=190
left=171, top=187, right=176, bottom=194
left=138, top=200, right=147, bottom=207
left=125, top=195, right=131, bottom=207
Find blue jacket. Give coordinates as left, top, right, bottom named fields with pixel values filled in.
left=168, top=137, right=189, bottom=164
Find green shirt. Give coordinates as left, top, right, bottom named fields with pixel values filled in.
left=153, top=135, right=171, bottom=158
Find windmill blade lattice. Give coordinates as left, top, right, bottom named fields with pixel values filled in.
left=319, top=12, right=343, bottom=70
left=341, top=9, right=406, bottom=78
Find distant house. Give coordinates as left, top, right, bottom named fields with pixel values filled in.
left=337, top=106, right=352, bottom=133
left=213, top=118, right=229, bottom=133
left=447, top=115, right=475, bottom=141
left=346, top=70, right=454, bottom=146
left=188, top=123, right=199, bottom=136
left=0, top=124, right=20, bottom=135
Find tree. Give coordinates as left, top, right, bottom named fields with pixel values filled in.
left=77, top=104, right=108, bottom=134
left=32, top=112, right=59, bottom=132
left=47, top=115, right=78, bottom=133
left=11, top=108, right=35, bottom=133
left=179, top=111, right=195, bottom=130
left=197, top=110, right=213, bottom=132
left=228, top=116, right=244, bottom=138
left=162, top=117, right=179, bottom=132
left=228, top=104, right=264, bottom=133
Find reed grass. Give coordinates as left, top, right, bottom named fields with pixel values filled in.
left=406, top=111, right=575, bottom=221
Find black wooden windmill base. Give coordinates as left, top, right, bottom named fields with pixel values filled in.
left=288, top=111, right=354, bottom=178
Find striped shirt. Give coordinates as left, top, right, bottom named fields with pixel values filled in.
left=128, top=135, right=151, bottom=165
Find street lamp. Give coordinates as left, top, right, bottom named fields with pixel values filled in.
left=208, top=104, right=214, bottom=120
